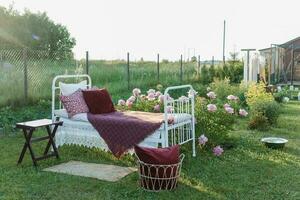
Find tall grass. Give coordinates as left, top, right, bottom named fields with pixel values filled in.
left=1, top=58, right=199, bottom=106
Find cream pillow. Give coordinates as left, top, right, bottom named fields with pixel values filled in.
left=59, top=80, right=87, bottom=96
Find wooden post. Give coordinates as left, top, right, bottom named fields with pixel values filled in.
left=291, top=45, right=294, bottom=86
left=86, top=51, right=89, bottom=75
left=197, top=55, right=200, bottom=76
left=157, top=53, right=160, bottom=82
left=269, top=45, right=272, bottom=84
left=127, top=52, right=130, bottom=90
left=223, top=20, right=226, bottom=66
left=180, top=54, right=183, bottom=83
left=23, top=48, right=28, bottom=103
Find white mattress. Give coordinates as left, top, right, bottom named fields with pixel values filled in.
left=54, top=109, right=192, bottom=149
left=54, top=109, right=192, bottom=124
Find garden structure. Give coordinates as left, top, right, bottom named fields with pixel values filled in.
left=259, top=36, right=300, bottom=85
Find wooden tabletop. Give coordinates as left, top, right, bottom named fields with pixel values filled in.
left=16, top=119, right=63, bottom=129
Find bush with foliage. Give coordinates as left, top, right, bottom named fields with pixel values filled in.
left=195, top=91, right=248, bottom=147
left=246, top=82, right=281, bottom=130
left=246, top=82, right=274, bottom=108
left=248, top=100, right=281, bottom=130
left=209, top=78, right=248, bottom=106
left=115, top=88, right=165, bottom=113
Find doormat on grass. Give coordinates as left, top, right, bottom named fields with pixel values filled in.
left=43, top=161, right=136, bottom=182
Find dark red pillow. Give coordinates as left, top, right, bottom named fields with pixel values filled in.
left=134, top=145, right=180, bottom=190
left=134, top=145, right=180, bottom=165
left=82, top=88, right=115, bottom=114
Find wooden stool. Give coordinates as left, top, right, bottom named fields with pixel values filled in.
left=16, top=119, right=63, bottom=167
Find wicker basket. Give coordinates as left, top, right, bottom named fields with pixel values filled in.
left=136, top=154, right=185, bottom=191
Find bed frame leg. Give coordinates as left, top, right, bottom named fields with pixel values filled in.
left=192, top=126, right=196, bottom=157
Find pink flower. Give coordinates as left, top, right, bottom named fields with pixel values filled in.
left=166, top=106, right=174, bottom=113
left=198, top=134, right=208, bottom=145
left=207, top=91, right=217, bottom=99
left=213, top=146, right=224, bottom=156
left=147, top=89, right=155, bottom=94
left=179, top=96, right=189, bottom=103
left=132, top=88, right=141, bottom=97
left=126, top=100, right=133, bottom=108
left=227, top=95, right=238, bottom=101
left=158, top=95, right=164, bottom=103
left=147, top=92, right=156, bottom=101
left=153, top=104, right=160, bottom=112
left=188, top=89, right=198, bottom=98
left=166, top=94, right=173, bottom=101
left=239, top=109, right=248, bottom=117
left=225, top=106, right=234, bottom=114
left=223, top=103, right=231, bottom=108
left=118, top=99, right=126, bottom=106
left=207, top=104, right=217, bottom=112
left=168, top=115, right=175, bottom=124
left=155, top=91, right=162, bottom=97
left=127, top=96, right=136, bottom=103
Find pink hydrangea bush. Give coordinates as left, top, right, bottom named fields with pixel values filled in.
left=116, top=87, right=176, bottom=113
left=195, top=90, right=248, bottom=147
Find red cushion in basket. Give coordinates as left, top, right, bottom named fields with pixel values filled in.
left=134, top=145, right=180, bottom=165
left=82, top=88, right=115, bottom=114
left=134, top=145, right=180, bottom=191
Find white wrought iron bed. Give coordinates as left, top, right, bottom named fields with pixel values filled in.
left=52, top=74, right=196, bottom=157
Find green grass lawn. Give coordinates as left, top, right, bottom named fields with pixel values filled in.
left=0, top=102, right=299, bottom=200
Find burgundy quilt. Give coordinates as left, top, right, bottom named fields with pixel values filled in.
left=87, top=111, right=164, bottom=158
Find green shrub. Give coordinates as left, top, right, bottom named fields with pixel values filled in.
left=195, top=97, right=236, bottom=146
left=246, top=82, right=274, bottom=108
left=248, top=100, right=281, bottom=130
left=209, top=78, right=248, bottom=106
left=248, top=111, right=269, bottom=130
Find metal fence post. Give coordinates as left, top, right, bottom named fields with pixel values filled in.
left=23, top=48, right=28, bottom=103
left=127, top=52, right=130, bottom=90
left=157, top=53, right=160, bottom=82
left=198, top=55, right=200, bottom=76
left=86, top=51, right=89, bottom=74
left=180, top=54, right=183, bottom=83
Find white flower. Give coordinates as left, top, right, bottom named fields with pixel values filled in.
left=127, top=96, right=136, bottom=102
left=155, top=91, right=162, bottom=97
left=132, top=88, right=141, bottom=97
left=166, top=106, right=174, bottom=113
left=178, top=96, right=189, bottom=103
left=225, top=106, right=234, bottom=114
left=188, top=89, right=198, bottom=98
left=147, top=92, right=156, bottom=101
left=227, top=95, right=238, bottom=101
left=207, top=91, right=217, bottom=99
left=207, top=104, right=217, bottom=112
left=239, top=109, right=248, bottom=117
left=118, top=99, right=126, bottom=106
left=147, top=89, right=155, bottom=94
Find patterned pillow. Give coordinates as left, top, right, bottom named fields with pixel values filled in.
left=60, top=89, right=89, bottom=118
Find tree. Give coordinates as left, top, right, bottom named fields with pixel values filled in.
left=200, top=64, right=210, bottom=85
left=224, top=52, right=244, bottom=83
left=191, top=56, right=197, bottom=62
left=0, top=6, right=76, bottom=60
left=208, top=64, right=215, bottom=83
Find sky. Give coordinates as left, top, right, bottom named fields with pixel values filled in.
left=0, top=0, right=299, bottom=61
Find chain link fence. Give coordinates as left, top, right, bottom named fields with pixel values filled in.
left=0, top=49, right=199, bottom=107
